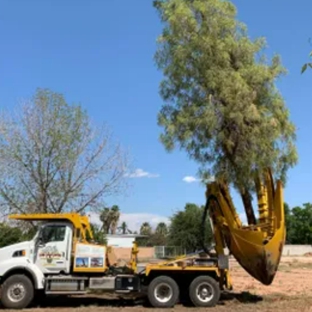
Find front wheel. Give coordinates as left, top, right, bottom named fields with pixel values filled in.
left=189, top=275, right=220, bottom=307
left=0, top=274, right=34, bottom=309
left=147, top=275, right=179, bottom=308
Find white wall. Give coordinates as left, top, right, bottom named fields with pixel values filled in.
left=282, top=244, right=312, bottom=256
left=224, top=244, right=312, bottom=257
left=106, top=236, right=136, bottom=248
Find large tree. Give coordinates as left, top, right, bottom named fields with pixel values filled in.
left=0, top=88, right=129, bottom=216
left=153, top=0, right=297, bottom=224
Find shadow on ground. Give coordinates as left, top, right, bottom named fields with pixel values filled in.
left=29, top=291, right=263, bottom=309
left=31, top=295, right=146, bottom=309
left=220, top=291, right=263, bottom=304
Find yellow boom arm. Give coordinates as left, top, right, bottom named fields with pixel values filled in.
left=203, top=168, right=285, bottom=285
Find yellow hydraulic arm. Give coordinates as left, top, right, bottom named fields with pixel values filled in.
left=202, top=168, right=285, bottom=285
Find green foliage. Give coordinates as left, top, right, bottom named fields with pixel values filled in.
left=137, top=222, right=153, bottom=246
left=153, top=0, right=297, bottom=192
left=301, top=51, right=312, bottom=73
left=168, top=203, right=213, bottom=253
left=90, top=223, right=107, bottom=245
left=136, top=222, right=169, bottom=247
left=155, top=222, right=168, bottom=236
left=149, top=222, right=169, bottom=246
left=0, top=223, right=23, bottom=248
left=285, top=202, right=312, bottom=244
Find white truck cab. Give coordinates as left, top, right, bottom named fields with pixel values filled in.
left=0, top=220, right=75, bottom=308
left=0, top=215, right=141, bottom=309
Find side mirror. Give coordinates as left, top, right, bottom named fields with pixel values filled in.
left=36, top=233, right=45, bottom=246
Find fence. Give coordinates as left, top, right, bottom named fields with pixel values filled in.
left=154, top=246, right=185, bottom=259
left=113, top=244, right=312, bottom=262
left=153, top=244, right=312, bottom=259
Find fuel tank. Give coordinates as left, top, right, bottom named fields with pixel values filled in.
left=206, top=169, right=285, bottom=285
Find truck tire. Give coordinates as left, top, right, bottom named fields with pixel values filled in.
left=0, top=274, right=34, bottom=309
left=147, top=275, right=179, bottom=308
left=188, top=275, right=220, bottom=307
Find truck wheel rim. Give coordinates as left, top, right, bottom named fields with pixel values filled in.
left=195, top=282, right=214, bottom=302
left=154, top=283, right=173, bottom=303
left=7, top=283, right=26, bottom=303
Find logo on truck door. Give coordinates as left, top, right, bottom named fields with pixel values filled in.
left=39, top=246, right=61, bottom=264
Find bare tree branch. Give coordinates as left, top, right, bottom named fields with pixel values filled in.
left=0, top=88, right=131, bottom=216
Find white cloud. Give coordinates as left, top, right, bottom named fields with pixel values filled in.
left=182, top=176, right=199, bottom=183
left=124, top=168, right=159, bottom=179
left=183, top=175, right=216, bottom=183
left=88, top=212, right=170, bottom=233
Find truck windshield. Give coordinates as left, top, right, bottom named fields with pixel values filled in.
left=41, top=225, right=66, bottom=243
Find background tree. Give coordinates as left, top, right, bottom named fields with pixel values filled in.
left=146, top=222, right=169, bottom=246
left=99, top=205, right=121, bottom=234
left=100, top=207, right=112, bottom=234
left=90, top=223, right=107, bottom=245
left=140, top=222, right=152, bottom=236
left=110, top=205, right=120, bottom=234
left=0, top=223, right=23, bottom=248
left=284, top=203, right=312, bottom=244
left=168, top=203, right=213, bottom=253
left=153, top=0, right=297, bottom=225
left=0, top=88, right=129, bottom=217
left=155, top=222, right=168, bottom=236
left=137, top=222, right=153, bottom=246
left=284, top=202, right=295, bottom=243
left=118, top=221, right=132, bottom=234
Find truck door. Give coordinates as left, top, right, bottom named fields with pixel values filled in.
left=35, top=223, right=72, bottom=274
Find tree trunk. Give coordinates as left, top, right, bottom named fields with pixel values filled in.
left=240, top=188, right=256, bottom=225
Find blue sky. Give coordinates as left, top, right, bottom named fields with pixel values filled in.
left=0, top=0, right=311, bottom=231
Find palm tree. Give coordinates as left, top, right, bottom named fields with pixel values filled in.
left=155, top=222, right=168, bottom=236
left=120, top=221, right=128, bottom=234
left=100, top=207, right=111, bottom=234
left=110, top=205, right=120, bottom=234
left=140, top=222, right=152, bottom=236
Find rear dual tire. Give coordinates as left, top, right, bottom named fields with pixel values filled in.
left=147, top=276, right=179, bottom=308
left=147, top=275, right=220, bottom=308
left=189, top=275, right=220, bottom=307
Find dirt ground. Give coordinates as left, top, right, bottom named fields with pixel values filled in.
left=8, top=256, right=312, bottom=311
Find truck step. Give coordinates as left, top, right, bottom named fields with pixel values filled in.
left=45, top=275, right=86, bottom=292
left=46, top=276, right=88, bottom=280
left=45, top=291, right=87, bottom=295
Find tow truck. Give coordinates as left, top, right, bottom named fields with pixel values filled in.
left=0, top=168, right=285, bottom=309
